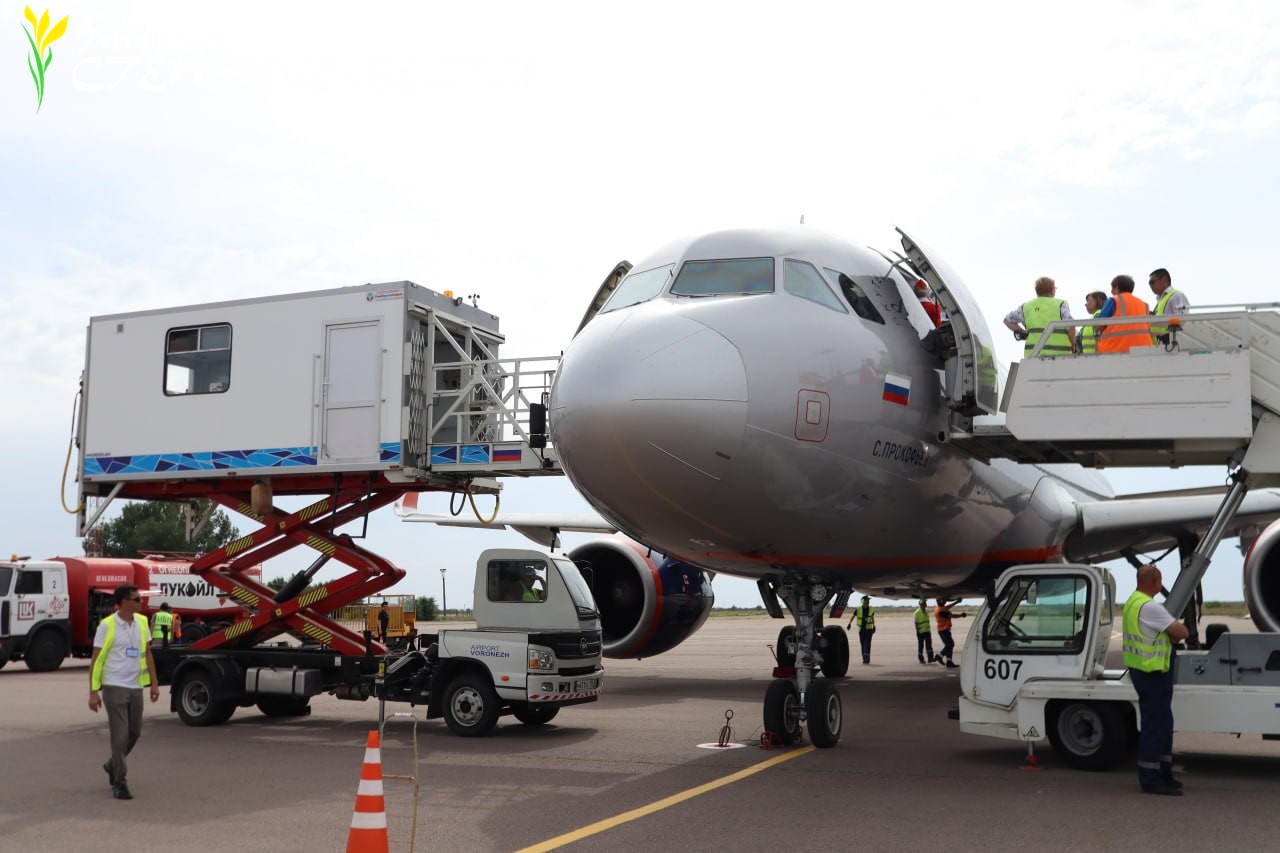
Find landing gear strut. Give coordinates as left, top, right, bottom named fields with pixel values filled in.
left=763, top=576, right=843, bottom=748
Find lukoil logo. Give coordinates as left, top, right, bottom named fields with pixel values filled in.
left=21, top=6, right=69, bottom=112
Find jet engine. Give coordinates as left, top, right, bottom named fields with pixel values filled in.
left=568, top=536, right=714, bottom=658
left=1243, top=519, right=1280, bottom=632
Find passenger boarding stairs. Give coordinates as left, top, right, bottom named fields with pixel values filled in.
left=949, top=304, right=1280, bottom=619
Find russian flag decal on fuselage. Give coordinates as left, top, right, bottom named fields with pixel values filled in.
left=883, top=373, right=911, bottom=406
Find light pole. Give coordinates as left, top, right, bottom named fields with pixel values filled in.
left=440, top=567, right=447, bottom=621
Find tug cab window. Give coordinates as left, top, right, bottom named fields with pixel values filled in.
left=671, top=258, right=774, bottom=296
left=824, top=269, right=886, bottom=324
left=784, top=259, right=847, bottom=313
left=486, top=559, right=548, bottom=603
left=165, top=324, right=232, bottom=396
left=600, top=264, right=676, bottom=314
left=983, top=575, right=1091, bottom=655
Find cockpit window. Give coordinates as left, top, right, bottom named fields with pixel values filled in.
left=824, top=268, right=886, bottom=325
left=784, top=259, right=848, bottom=313
left=671, top=258, right=774, bottom=296
left=599, top=264, right=675, bottom=314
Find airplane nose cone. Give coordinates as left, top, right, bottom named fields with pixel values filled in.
left=550, top=309, right=748, bottom=538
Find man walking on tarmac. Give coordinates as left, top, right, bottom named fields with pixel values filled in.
left=914, top=598, right=936, bottom=663
left=1123, top=565, right=1190, bottom=796
left=89, top=585, right=160, bottom=800
left=847, top=595, right=876, bottom=664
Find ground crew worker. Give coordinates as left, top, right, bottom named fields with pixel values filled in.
left=377, top=602, right=390, bottom=643
left=1122, top=564, right=1190, bottom=796
left=519, top=566, right=543, bottom=602
left=914, top=598, right=936, bottom=664
left=151, top=602, right=176, bottom=645
left=934, top=598, right=966, bottom=667
left=1078, top=290, right=1107, bottom=354
left=846, top=595, right=876, bottom=663
left=1003, top=276, right=1075, bottom=357
left=89, top=585, right=160, bottom=800
left=1095, top=274, right=1152, bottom=353
left=1148, top=268, right=1188, bottom=346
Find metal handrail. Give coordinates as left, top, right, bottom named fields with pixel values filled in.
left=1027, top=307, right=1280, bottom=359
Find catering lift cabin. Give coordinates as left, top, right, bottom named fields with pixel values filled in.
left=76, top=282, right=561, bottom=658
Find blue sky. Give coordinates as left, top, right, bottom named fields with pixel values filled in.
left=5, top=1, right=1280, bottom=608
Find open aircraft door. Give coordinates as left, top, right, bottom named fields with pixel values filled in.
left=896, top=228, right=1000, bottom=418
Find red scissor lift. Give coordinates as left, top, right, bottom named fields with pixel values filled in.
left=121, top=473, right=448, bottom=656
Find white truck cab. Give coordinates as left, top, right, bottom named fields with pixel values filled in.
left=957, top=563, right=1280, bottom=769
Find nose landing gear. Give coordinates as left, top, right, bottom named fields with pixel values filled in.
left=763, top=576, right=844, bottom=748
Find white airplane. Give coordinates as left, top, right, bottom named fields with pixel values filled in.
left=401, top=226, right=1280, bottom=748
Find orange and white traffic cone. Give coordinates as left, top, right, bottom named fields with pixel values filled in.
left=346, top=730, right=390, bottom=853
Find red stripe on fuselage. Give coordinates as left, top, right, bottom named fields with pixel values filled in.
left=665, top=546, right=1061, bottom=572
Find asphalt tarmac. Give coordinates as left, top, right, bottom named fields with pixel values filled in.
left=2, top=613, right=1277, bottom=852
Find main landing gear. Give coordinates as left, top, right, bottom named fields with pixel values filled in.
left=763, top=576, right=845, bottom=748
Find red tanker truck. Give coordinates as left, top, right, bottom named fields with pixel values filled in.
left=0, top=555, right=261, bottom=671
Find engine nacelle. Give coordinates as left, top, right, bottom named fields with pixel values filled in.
left=568, top=536, right=714, bottom=658
left=1243, top=519, right=1280, bottom=632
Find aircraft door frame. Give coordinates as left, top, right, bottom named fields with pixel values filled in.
left=896, top=228, right=1000, bottom=417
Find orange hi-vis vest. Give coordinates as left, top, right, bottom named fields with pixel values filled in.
left=1097, top=292, right=1152, bottom=353
left=935, top=605, right=952, bottom=632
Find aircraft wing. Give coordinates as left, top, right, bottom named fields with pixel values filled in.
left=1064, top=487, right=1280, bottom=563
left=395, top=495, right=615, bottom=548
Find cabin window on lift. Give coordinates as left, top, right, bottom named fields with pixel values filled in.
left=0, top=567, right=11, bottom=596
left=784, top=259, right=848, bottom=313
left=485, top=559, right=548, bottom=603
left=165, top=324, right=232, bottom=396
left=671, top=258, right=774, bottom=296
left=600, top=264, right=676, bottom=314
left=983, top=575, right=1091, bottom=656
left=823, top=269, right=885, bottom=324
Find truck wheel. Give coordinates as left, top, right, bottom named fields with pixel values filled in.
left=256, top=696, right=311, bottom=717
left=442, top=673, right=500, bottom=736
left=776, top=626, right=796, bottom=668
left=820, top=626, right=850, bottom=678
left=806, top=678, right=843, bottom=748
left=24, top=630, right=67, bottom=672
left=763, top=678, right=801, bottom=745
left=1047, top=701, right=1127, bottom=771
left=181, top=623, right=209, bottom=643
left=511, top=703, right=560, bottom=726
left=177, top=670, right=237, bottom=726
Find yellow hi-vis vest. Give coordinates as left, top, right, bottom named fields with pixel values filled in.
left=914, top=607, right=930, bottom=634
left=1150, top=288, right=1182, bottom=340
left=855, top=605, right=875, bottom=631
left=1022, top=297, right=1071, bottom=356
left=1122, top=591, right=1172, bottom=673
left=91, top=613, right=152, bottom=690
left=1081, top=309, right=1101, bottom=354
left=152, top=610, right=175, bottom=640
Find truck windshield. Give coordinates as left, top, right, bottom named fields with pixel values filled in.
left=983, top=575, right=1090, bottom=655
left=555, top=559, right=598, bottom=618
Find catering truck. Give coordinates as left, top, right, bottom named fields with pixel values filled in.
left=954, top=563, right=1280, bottom=769
left=0, top=555, right=261, bottom=672
left=153, top=548, right=604, bottom=736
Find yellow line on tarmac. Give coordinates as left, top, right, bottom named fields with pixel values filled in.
left=516, top=745, right=817, bottom=853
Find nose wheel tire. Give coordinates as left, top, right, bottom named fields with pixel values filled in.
left=819, top=626, right=849, bottom=677
left=763, top=678, right=801, bottom=745
left=805, top=679, right=843, bottom=748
